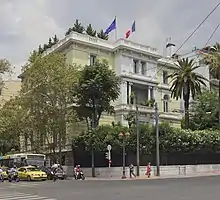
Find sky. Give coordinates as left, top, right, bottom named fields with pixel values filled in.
left=1, top=0, right=220, bottom=79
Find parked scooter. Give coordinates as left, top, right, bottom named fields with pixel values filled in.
left=8, top=171, right=20, bottom=182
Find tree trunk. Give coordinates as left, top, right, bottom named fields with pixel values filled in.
left=218, top=79, right=220, bottom=126
left=184, top=100, right=190, bottom=129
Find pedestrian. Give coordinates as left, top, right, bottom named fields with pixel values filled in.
left=129, top=164, right=136, bottom=178
left=145, top=162, right=151, bottom=178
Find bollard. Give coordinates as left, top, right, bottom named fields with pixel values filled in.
left=184, top=166, right=186, bottom=176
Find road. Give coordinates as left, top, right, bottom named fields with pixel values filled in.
left=0, top=176, right=220, bottom=200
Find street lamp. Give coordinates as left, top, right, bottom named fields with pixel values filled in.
left=119, top=131, right=130, bottom=179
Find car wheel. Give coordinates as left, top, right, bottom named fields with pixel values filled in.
left=27, top=176, right=31, bottom=182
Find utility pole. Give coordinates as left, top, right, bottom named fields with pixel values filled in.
left=91, top=112, right=95, bottom=177
left=155, top=102, right=160, bottom=176
left=136, top=105, right=140, bottom=176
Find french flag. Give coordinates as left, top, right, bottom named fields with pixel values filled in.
left=125, top=21, right=136, bottom=39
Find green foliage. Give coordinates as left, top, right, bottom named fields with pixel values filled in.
left=70, top=121, right=220, bottom=155
left=202, top=43, right=220, bottom=80
left=20, top=53, right=79, bottom=159
left=0, top=97, right=23, bottom=155
left=38, top=45, right=44, bottom=54
left=189, top=89, right=219, bottom=130
left=86, top=24, right=96, bottom=37
left=202, top=43, right=220, bottom=126
left=124, top=111, right=135, bottom=128
left=168, top=58, right=207, bottom=128
left=73, top=59, right=121, bottom=128
left=72, top=19, right=84, bottom=34
left=97, top=29, right=108, bottom=40
left=65, top=28, right=72, bottom=36
left=0, top=59, right=11, bottom=74
left=53, top=35, right=59, bottom=44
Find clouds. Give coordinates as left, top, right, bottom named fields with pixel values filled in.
left=0, top=0, right=220, bottom=78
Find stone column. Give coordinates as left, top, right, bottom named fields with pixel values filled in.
left=121, top=81, right=127, bottom=104
left=148, top=86, right=151, bottom=100
left=138, top=60, right=142, bottom=74
left=153, top=87, right=156, bottom=100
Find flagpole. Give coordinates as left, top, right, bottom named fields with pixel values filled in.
left=169, top=37, right=172, bottom=57
left=115, top=16, right=117, bottom=41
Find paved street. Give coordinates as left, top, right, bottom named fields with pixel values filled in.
left=1, top=176, right=220, bottom=199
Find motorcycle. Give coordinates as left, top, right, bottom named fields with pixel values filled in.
left=8, top=171, right=20, bottom=182
left=74, top=169, right=85, bottom=180
left=0, top=174, right=4, bottom=182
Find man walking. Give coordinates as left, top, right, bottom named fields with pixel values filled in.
left=129, top=164, right=136, bottom=178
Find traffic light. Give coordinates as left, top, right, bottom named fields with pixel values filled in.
left=105, top=152, right=109, bottom=160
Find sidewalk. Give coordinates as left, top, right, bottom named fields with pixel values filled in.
left=84, top=172, right=220, bottom=181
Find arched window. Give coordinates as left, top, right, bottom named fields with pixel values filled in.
left=163, top=95, right=169, bottom=112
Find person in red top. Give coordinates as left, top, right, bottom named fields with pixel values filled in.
left=145, top=162, right=151, bottom=178
left=74, top=165, right=81, bottom=179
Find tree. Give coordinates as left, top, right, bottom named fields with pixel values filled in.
left=168, top=58, right=207, bottom=128
left=72, top=19, right=84, bottom=34
left=124, top=111, right=135, bottom=128
left=20, top=53, right=79, bottom=162
left=28, top=50, right=40, bottom=63
left=53, top=35, right=59, bottom=44
left=0, top=97, right=24, bottom=155
left=38, top=45, right=44, bottom=54
left=48, top=38, right=53, bottom=48
left=43, top=44, right=48, bottom=51
left=97, top=29, right=108, bottom=40
left=73, top=59, right=121, bottom=176
left=65, top=28, right=72, bottom=36
left=0, top=59, right=11, bottom=74
left=202, top=43, right=220, bottom=125
left=188, top=89, right=218, bottom=130
left=86, top=24, right=96, bottom=37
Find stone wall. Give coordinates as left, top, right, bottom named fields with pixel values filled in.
left=63, top=164, right=220, bottom=178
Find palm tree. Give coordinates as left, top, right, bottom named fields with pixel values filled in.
left=202, top=43, right=220, bottom=125
left=97, top=29, right=108, bottom=40
left=72, top=19, right=84, bottom=34
left=168, top=58, right=207, bottom=128
left=86, top=24, right=96, bottom=37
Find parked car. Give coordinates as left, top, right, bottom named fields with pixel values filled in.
left=17, top=166, right=47, bottom=181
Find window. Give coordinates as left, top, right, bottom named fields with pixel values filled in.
left=150, top=88, right=154, bottom=100
left=141, top=61, right=146, bottom=75
left=90, top=55, right=96, bottom=65
left=163, top=95, right=169, bottom=112
left=18, top=168, right=24, bottom=172
left=163, top=71, right=168, bottom=84
left=133, top=60, right=138, bottom=73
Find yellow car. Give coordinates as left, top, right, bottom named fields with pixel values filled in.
left=18, top=166, right=47, bottom=181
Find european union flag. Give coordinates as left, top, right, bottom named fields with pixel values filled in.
left=104, top=18, right=116, bottom=35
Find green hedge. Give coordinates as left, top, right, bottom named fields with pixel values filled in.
left=72, top=122, right=220, bottom=154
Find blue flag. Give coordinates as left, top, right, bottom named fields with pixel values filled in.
left=132, top=21, right=136, bottom=32
left=104, top=18, right=116, bottom=35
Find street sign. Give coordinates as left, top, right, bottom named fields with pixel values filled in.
left=107, top=144, right=112, bottom=151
